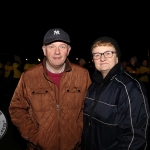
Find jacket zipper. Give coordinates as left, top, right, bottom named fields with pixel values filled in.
left=47, top=80, right=61, bottom=150
left=57, top=104, right=60, bottom=150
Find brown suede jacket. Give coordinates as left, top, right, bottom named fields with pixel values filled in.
left=9, top=57, right=91, bottom=150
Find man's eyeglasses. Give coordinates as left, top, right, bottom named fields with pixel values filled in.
left=92, top=51, right=116, bottom=60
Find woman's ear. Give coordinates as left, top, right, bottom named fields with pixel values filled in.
left=116, top=57, right=118, bottom=63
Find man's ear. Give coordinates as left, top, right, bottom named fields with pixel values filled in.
left=42, top=46, right=46, bottom=56
left=67, top=46, right=71, bottom=56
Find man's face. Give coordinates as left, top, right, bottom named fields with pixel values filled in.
left=42, top=41, right=71, bottom=71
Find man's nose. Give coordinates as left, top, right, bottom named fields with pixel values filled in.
left=54, top=47, right=61, bottom=54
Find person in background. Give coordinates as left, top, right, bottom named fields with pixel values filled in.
left=126, top=56, right=140, bottom=78
left=78, top=58, right=88, bottom=68
left=9, top=28, right=91, bottom=150
left=3, top=59, right=13, bottom=96
left=0, top=59, right=4, bottom=95
left=78, top=58, right=96, bottom=80
left=4, top=59, right=13, bottom=79
left=23, top=57, right=37, bottom=71
left=121, top=60, right=128, bottom=71
left=0, top=59, right=4, bottom=78
left=11, top=55, right=22, bottom=96
left=139, top=59, right=150, bottom=99
left=81, top=36, right=150, bottom=150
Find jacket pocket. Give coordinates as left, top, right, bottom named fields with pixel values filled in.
left=30, top=88, right=54, bottom=112
left=95, top=102, right=118, bottom=125
left=64, top=86, right=82, bottom=109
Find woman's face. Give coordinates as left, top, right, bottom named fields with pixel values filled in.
left=130, top=59, right=136, bottom=65
left=92, top=46, right=118, bottom=78
left=142, top=60, right=147, bottom=66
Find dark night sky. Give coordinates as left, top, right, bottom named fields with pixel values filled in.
left=1, top=2, right=150, bottom=63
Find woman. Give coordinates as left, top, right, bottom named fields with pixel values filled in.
left=139, top=59, right=150, bottom=100
left=126, top=56, right=140, bottom=78
left=81, top=36, right=150, bottom=150
left=139, top=59, right=150, bottom=86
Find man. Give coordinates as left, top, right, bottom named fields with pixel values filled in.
left=9, top=28, right=91, bottom=150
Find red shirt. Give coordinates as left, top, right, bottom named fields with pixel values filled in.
left=46, top=69, right=63, bottom=88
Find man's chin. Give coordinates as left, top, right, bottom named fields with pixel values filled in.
left=53, top=63, right=64, bottom=68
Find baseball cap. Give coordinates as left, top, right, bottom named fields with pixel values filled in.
left=43, top=28, right=71, bottom=45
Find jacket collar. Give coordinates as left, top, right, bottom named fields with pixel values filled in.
left=42, top=57, right=72, bottom=72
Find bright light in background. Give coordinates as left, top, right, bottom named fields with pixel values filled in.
left=38, top=58, right=41, bottom=62
left=76, top=58, right=78, bottom=60
left=26, top=58, right=28, bottom=61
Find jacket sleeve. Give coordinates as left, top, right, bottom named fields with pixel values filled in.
left=118, top=82, right=150, bottom=150
left=9, top=73, right=39, bottom=145
left=76, top=70, right=92, bottom=140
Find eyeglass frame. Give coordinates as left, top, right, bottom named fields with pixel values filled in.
left=92, top=51, right=116, bottom=60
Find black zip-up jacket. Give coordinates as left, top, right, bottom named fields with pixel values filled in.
left=82, top=63, right=150, bottom=150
